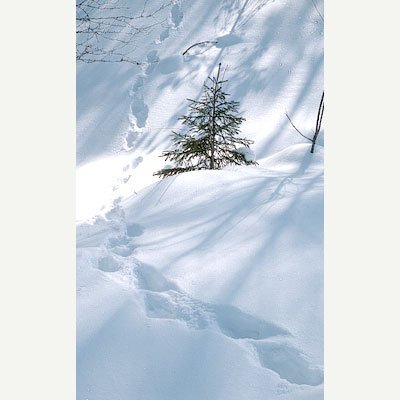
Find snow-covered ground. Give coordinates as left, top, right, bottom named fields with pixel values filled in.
left=77, top=0, right=323, bottom=222
left=77, top=0, right=323, bottom=398
left=77, top=145, right=323, bottom=399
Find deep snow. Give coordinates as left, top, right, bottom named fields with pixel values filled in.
left=77, top=0, right=323, bottom=398
left=77, top=144, right=323, bottom=399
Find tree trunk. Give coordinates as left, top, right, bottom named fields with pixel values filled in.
left=311, top=139, right=316, bottom=153
left=210, top=63, right=222, bottom=169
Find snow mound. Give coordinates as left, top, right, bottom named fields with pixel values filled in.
left=77, top=145, right=323, bottom=399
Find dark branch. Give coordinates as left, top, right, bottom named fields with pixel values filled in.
left=285, top=113, right=313, bottom=142
left=182, top=41, right=218, bottom=56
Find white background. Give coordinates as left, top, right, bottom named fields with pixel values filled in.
left=1, top=0, right=399, bottom=398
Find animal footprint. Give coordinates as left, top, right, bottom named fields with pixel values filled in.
left=126, top=223, right=144, bottom=238
left=143, top=291, right=215, bottom=330
left=158, top=28, right=170, bottom=42
left=252, top=340, right=324, bottom=386
left=106, top=235, right=135, bottom=257
left=131, top=157, right=143, bottom=169
left=145, top=51, right=160, bottom=74
left=135, top=263, right=178, bottom=293
left=97, top=255, right=123, bottom=272
left=130, top=75, right=149, bottom=128
left=111, top=244, right=135, bottom=257
left=213, top=304, right=289, bottom=339
left=130, top=94, right=149, bottom=128
left=155, top=2, right=183, bottom=43
left=170, top=3, right=183, bottom=28
left=131, top=262, right=323, bottom=386
left=135, top=263, right=288, bottom=340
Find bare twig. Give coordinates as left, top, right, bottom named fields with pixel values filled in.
left=285, top=113, right=312, bottom=142
left=285, top=91, right=325, bottom=153
left=182, top=41, right=218, bottom=56
left=76, top=0, right=173, bottom=64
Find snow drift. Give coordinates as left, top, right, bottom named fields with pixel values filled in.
left=77, top=144, right=323, bottom=400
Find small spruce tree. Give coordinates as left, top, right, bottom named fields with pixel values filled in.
left=155, top=63, right=256, bottom=178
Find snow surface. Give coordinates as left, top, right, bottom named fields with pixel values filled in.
left=76, top=0, right=323, bottom=222
left=77, top=0, right=323, bottom=398
left=77, top=144, right=323, bottom=400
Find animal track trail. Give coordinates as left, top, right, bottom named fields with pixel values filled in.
left=125, top=0, right=184, bottom=148
left=95, top=204, right=145, bottom=260
left=94, top=240, right=323, bottom=387
left=156, top=1, right=183, bottom=43
left=125, top=49, right=160, bottom=150
left=106, top=223, right=145, bottom=258
left=132, top=261, right=323, bottom=386
left=133, top=261, right=288, bottom=339
left=91, top=204, right=323, bottom=387
left=92, top=219, right=148, bottom=290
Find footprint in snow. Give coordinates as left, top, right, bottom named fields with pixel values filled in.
left=130, top=93, right=148, bottom=129
left=124, top=129, right=146, bottom=150
left=145, top=50, right=160, bottom=75
left=155, top=2, right=182, bottom=43
left=133, top=261, right=323, bottom=386
left=251, top=340, right=324, bottom=386
left=97, top=255, right=123, bottom=272
left=103, top=222, right=144, bottom=257
left=158, top=28, right=170, bottom=43
left=129, top=75, right=149, bottom=129
left=170, top=3, right=183, bottom=28
left=111, top=244, right=135, bottom=257
left=134, top=262, right=287, bottom=338
left=131, top=156, right=143, bottom=169
left=126, top=223, right=144, bottom=238
left=106, top=234, right=135, bottom=257
left=91, top=203, right=323, bottom=387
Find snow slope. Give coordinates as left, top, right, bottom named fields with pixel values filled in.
left=77, top=144, right=323, bottom=400
left=76, top=0, right=323, bottom=222
left=77, top=0, right=323, bottom=398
